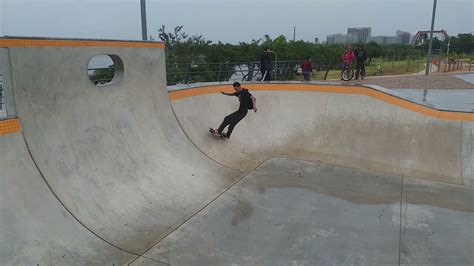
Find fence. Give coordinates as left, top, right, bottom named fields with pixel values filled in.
left=436, top=58, right=473, bottom=73
left=166, top=58, right=441, bottom=85
left=88, top=57, right=473, bottom=87
left=166, top=59, right=337, bottom=85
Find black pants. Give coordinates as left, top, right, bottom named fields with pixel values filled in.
left=356, top=61, right=365, bottom=79
left=218, top=111, right=247, bottom=137
left=261, top=69, right=271, bottom=81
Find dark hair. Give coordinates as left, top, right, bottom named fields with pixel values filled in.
left=233, top=82, right=241, bottom=87
left=306, top=56, right=311, bottom=60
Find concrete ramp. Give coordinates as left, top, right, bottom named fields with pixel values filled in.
left=0, top=39, right=241, bottom=265
left=170, top=84, right=473, bottom=184
left=0, top=38, right=473, bottom=265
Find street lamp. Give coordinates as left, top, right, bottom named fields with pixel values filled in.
left=387, top=49, right=395, bottom=73
left=425, top=0, right=437, bottom=75
left=140, top=0, right=148, bottom=40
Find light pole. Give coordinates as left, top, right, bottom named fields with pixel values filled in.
left=425, top=0, right=437, bottom=75
left=446, top=35, right=452, bottom=58
left=274, top=52, right=278, bottom=81
left=140, top=0, right=148, bottom=41
left=387, top=49, right=395, bottom=73
left=445, top=35, right=451, bottom=72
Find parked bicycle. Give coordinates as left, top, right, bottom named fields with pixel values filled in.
left=341, top=63, right=354, bottom=81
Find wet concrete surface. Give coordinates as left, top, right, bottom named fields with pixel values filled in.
left=134, top=158, right=474, bottom=265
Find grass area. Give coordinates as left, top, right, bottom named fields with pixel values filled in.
left=298, top=59, right=426, bottom=81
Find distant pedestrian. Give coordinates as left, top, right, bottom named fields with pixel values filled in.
left=301, top=57, right=313, bottom=81
left=355, top=45, right=367, bottom=79
left=260, top=48, right=273, bottom=81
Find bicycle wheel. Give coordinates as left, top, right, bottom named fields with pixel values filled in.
left=341, top=68, right=354, bottom=81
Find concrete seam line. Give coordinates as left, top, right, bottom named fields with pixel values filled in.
left=127, top=158, right=278, bottom=265
left=270, top=156, right=471, bottom=188
left=398, top=176, right=404, bottom=266
left=20, top=133, right=169, bottom=266
left=460, top=122, right=464, bottom=186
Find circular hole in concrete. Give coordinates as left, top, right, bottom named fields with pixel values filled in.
left=87, top=54, right=124, bottom=86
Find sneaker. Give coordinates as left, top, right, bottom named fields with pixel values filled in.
left=221, top=132, right=230, bottom=139
left=209, top=128, right=220, bottom=135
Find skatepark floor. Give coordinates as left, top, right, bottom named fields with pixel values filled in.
left=132, top=158, right=473, bottom=265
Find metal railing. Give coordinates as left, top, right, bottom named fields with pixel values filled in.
left=87, top=67, right=115, bottom=85
left=437, top=58, right=473, bottom=73
left=166, top=59, right=336, bottom=85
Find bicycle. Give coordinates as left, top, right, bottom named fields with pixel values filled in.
left=341, top=62, right=354, bottom=81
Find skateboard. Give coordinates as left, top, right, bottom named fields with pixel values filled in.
left=209, top=128, right=227, bottom=139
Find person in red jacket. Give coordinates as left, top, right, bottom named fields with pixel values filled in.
left=341, top=46, right=355, bottom=78
left=301, top=57, right=313, bottom=81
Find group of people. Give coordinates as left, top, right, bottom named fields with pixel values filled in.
left=259, top=45, right=368, bottom=82
left=341, top=45, right=367, bottom=80
left=259, top=48, right=314, bottom=82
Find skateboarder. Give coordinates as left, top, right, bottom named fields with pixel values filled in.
left=210, top=82, right=257, bottom=139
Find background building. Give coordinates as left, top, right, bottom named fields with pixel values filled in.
left=396, top=30, right=411, bottom=44
left=347, top=27, right=372, bottom=43
left=327, top=33, right=358, bottom=44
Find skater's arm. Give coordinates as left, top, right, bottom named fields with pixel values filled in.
left=251, top=96, right=257, bottom=112
left=221, top=91, right=235, bottom=96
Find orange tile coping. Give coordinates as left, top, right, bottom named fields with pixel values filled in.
left=0, top=39, right=165, bottom=49
left=169, top=84, right=474, bottom=122
left=0, top=118, right=21, bottom=136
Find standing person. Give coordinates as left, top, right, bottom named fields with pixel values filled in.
left=260, top=48, right=273, bottom=81
left=209, top=82, right=257, bottom=139
left=341, top=46, right=355, bottom=78
left=355, top=45, right=367, bottom=79
left=301, top=57, right=313, bottom=81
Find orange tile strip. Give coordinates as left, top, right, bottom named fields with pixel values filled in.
left=0, top=118, right=21, bottom=136
left=169, top=84, right=474, bottom=121
left=0, top=39, right=165, bottom=49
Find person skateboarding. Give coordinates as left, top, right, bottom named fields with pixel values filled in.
left=209, top=82, right=257, bottom=139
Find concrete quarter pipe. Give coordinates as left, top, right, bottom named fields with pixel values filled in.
left=0, top=38, right=473, bottom=265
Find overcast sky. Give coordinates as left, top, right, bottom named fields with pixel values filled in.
left=1, top=0, right=473, bottom=43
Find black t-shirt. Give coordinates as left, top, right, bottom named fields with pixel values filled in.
left=355, top=50, right=367, bottom=62
left=234, top=89, right=253, bottom=112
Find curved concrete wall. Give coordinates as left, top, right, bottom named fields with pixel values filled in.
left=0, top=39, right=241, bottom=264
left=170, top=84, right=472, bottom=185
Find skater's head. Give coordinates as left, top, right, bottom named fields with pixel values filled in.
left=233, top=82, right=242, bottom=92
left=357, top=45, right=363, bottom=51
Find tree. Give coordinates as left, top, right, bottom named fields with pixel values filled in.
left=365, top=42, right=384, bottom=65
